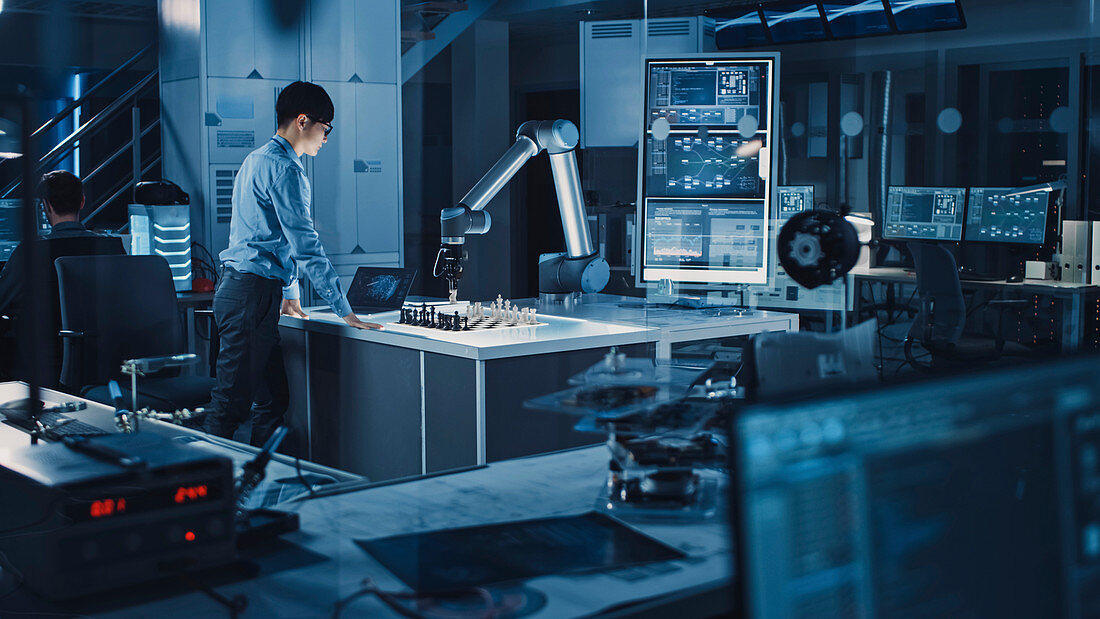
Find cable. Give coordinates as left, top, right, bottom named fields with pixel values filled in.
left=331, top=578, right=502, bottom=619
left=294, top=455, right=318, bottom=500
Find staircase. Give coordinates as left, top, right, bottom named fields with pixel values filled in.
left=1, top=44, right=160, bottom=232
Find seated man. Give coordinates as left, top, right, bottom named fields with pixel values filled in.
left=0, top=170, right=125, bottom=384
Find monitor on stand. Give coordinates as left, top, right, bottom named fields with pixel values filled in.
left=636, top=54, right=780, bottom=289
left=881, top=186, right=966, bottom=242
left=958, top=187, right=1050, bottom=280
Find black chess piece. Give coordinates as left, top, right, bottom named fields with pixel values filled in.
left=462, top=316, right=469, bottom=330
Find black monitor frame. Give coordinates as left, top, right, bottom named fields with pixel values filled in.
left=710, top=0, right=966, bottom=49
left=963, top=186, right=1051, bottom=246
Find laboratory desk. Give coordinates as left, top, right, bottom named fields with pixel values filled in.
left=851, top=267, right=1097, bottom=352
left=0, top=381, right=361, bottom=505
left=278, top=295, right=797, bottom=482
left=7, top=442, right=733, bottom=618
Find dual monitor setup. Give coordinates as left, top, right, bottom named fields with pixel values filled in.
left=882, top=186, right=1051, bottom=279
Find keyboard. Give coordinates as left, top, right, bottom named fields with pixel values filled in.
left=1, top=408, right=110, bottom=440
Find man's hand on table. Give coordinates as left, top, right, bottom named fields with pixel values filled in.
left=281, top=298, right=309, bottom=319
left=343, top=313, right=383, bottom=330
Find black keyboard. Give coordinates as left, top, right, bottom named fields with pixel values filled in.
left=1, top=409, right=110, bottom=439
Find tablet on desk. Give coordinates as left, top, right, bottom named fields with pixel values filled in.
left=344, top=267, right=417, bottom=315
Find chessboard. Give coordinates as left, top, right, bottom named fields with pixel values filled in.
left=392, top=296, right=546, bottom=332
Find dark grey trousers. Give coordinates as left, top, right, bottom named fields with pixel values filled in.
left=203, top=268, right=289, bottom=447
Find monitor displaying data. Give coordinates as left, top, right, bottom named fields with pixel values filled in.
left=964, top=187, right=1048, bottom=245
left=776, top=186, right=814, bottom=220
left=647, top=61, right=770, bottom=130
left=882, top=186, right=966, bottom=241
left=645, top=134, right=763, bottom=198
left=643, top=199, right=767, bottom=280
left=639, top=56, right=777, bottom=286
left=0, top=199, right=51, bottom=262
left=734, top=357, right=1100, bottom=618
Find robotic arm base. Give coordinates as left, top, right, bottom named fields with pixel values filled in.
left=538, top=252, right=610, bottom=295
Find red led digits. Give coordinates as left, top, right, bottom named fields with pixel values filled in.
left=174, top=484, right=210, bottom=504
left=89, top=498, right=126, bottom=518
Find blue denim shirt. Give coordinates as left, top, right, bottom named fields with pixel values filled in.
left=219, top=135, right=351, bottom=317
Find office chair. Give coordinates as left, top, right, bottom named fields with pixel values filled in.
left=54, top=254, right=214, bottom=411
left=904, top=242, right=1030, bottom=371
left=2, top=235, right=126, bottom=386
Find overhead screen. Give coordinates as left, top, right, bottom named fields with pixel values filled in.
left=713, top=0, right=965, bottom=49
left=638, top=56, right=779, bottom=286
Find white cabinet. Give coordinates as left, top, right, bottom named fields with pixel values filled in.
left=204, top=78, right=280, bottom=165
left=311, top=82, right=401, bottom=258
left=354, top=83, right=400, bottom=255
left=311, top=82, right=360, bottom=255
left=581, top=17, right=715, bottom=147
left=310, top=0, right=398, bottom=84
left=206, top=0, right=300, bottom=80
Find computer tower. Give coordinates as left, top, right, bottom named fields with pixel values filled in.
left=1062, top=220, right=1090, bottom=284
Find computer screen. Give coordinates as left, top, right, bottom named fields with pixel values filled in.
left=882, top=186, right=966, bottom=241
left=776, top=186, right=814, bottom=221
left=713, top=8, right=770, bottom=49
left=964, top=187, right=1048, bottom=245
left=822, top=0, right=893, bottom=38
left=762, top=3, right=827, bottom=43
left=887, top=0, right=965, bottom=32
left=733, top=356, right=1100, bottom=618
left=639, top=56, right=777, bottom=286
left=0, top=199, right=51, bottom=262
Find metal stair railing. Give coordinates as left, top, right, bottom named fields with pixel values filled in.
left=1, top=44, right=160, bottom=231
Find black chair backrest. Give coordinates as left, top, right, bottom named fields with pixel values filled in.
left=55, top=255, right=181, bottom=390
left=908, top=242, right=965, bottom=346
left=10, top=235, right=125, bottom=387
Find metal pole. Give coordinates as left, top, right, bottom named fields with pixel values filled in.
left=18, top=88, right=45, bottom=440
left=131, top=106, right=141, bottom=189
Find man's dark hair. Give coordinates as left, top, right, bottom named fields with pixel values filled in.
left=276, top=81, right=334, bottom=128
left=36, top=170, right=83, bottom=215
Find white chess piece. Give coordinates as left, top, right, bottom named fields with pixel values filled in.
left=529, top=308, right=537, bottom=324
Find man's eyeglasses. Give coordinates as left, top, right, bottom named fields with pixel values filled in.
left=305, top=115, right=333, bottom=137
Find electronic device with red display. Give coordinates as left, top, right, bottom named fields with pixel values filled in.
left=0, top=433, right=236, bottom=600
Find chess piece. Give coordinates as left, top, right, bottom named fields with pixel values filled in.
left=529, top=308, right=537, bottom=324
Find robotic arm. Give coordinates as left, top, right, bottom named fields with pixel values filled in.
left=434, top=120, right=610, bottom=301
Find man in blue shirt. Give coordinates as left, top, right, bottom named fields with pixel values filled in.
left=204, top=81, right=379, bottom=446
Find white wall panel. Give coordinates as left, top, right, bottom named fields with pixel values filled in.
left=312, top=82, right=361, bottom=255
left=355, top=83, right=400, bottom=255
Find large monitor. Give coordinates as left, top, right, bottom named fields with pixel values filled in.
left=0, top=199, right=50, bottom=262
left=638, top=55, right=779, bottom=287
left=964, top=187, right=1048, bottom=245
left=733, top=356, right=1100, bottom=618
left=882, top=186, right=966, bottom=241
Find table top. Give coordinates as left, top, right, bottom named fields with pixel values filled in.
left=851, top=266, right=1098, bottom=293
left=280, top=294, right=796, bottom=360
left=99, top=445, right=731, bottom=618
left=0, top=382, right=732, bottom=617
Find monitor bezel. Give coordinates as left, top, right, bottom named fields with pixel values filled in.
left=880, top=185, right=968, bottom=243
left=635, top=53, right=781, bottom=289
left=962, top=186, right=1050, bottom=246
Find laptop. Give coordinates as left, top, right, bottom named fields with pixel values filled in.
left=344, top=267, right=416, bottom=315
